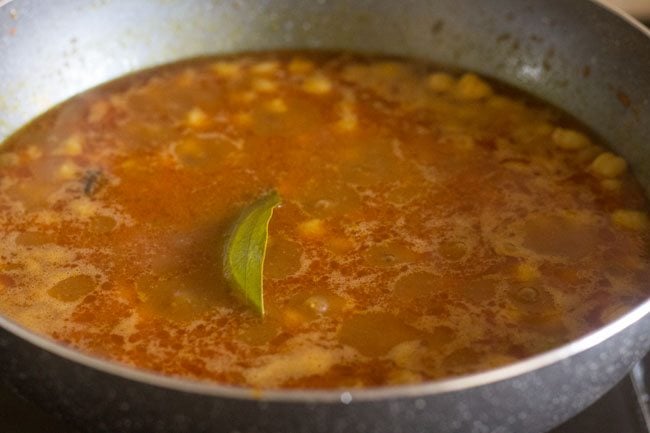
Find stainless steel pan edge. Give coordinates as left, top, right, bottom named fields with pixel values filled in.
left=1, top=303, right=648, bottom=433
left=0, top=1, right=649, bottom=432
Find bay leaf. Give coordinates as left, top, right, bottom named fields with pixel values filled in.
left=224, top=191, right=281, bottom=316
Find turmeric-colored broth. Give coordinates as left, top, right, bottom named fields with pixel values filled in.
left=0, top=52, right=648, bottom=389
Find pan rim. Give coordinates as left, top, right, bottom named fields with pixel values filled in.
left=0, top=0, right=649, bottom=405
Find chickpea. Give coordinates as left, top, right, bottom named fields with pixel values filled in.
left=252, top=78, right=277, bottom=93
left=590, top=152, right=627, bottom=178
left=251, top=61, right=279, bottom=75
left=281, top=308, right=307, bottom=330
left=87, top=100, right=110, bottom=124
left=611, top=209, right=649, bottom=231
left=58, top=161, right=79, bottom=180
left=388, top=369, right=423, bottom=385
left=266, top=98, right=287, bottom=113
left=298, top=218, right=326, bottom=238
left=210, top=61, right=241, bottom=78
left=26, top=145, right=43, bottom=160
left=302, top=75, right=333, bottom=95
left=516, top=262, right=540, bottom=282
left=185, top=107, right=209, bottom=128
left=336, top=102, right=358, bottom=132
left=454, top=73, right=493, bottom=100
left=426, top=72, right=455, bottom=93
left=551, top=127, right=590, bottom=151
left=71, top=198, right=99, bottom=218
left=388, top=340, right=422, bottom=368
left=288, top=58, right=314, bottom=74
left=55, top=133, right=84, bottom=156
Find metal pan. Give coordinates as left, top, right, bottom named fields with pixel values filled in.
left=0, top=1, right=649, bottom=432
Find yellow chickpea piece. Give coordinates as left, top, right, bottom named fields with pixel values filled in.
left=388, top=370, right=423, bottom=385
left=515, top=262, right=540, bottom=282
left=174, top=139, right=204, bottom=160
left=266, top=98, right=288, bottom=113
left=176, top=69, right=197, bottom=87
left=55, top=133, right=83, bottom=156
left=252, top=78, right=277, bottom=93
left=71, top=198, right=99, bottom=218
left=427, top=72, right=455, bottom=93
left=185, top=107, right=209, bottom=128
left=454, top=73, right=493, bottom=100
left=298, top=218, right=326, bottom=238
left=611, top=209, right=649, bottom=231
left=58, top=161, right=79, bottom=180
left=336, top=102, right=358, bottom=132
left=210, top=61, right=241, bottom=78
left=302, top=75, right=333, bottom=95
left=251, top=61, right=280, bottom=75
left=551, top=127, right=591, bottom=150
left=388, top=340, right=422, bottom=369
left=590, top=152, right=627, bottom=178
left=26, top=145, right=43, bottom=160
left=281, top=308, right=307, bottom=330
left=288, top=57, right=314, bottom=74
left=87, top=100, right=110, bottom=124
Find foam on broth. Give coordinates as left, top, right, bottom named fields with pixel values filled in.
left=0, top=52, right=648, bottom=389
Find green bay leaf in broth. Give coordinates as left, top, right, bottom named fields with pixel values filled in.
left=224, top=191, right=281, bottom=316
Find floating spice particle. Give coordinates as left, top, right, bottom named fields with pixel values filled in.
left=83, top=170, right=105, bottom=197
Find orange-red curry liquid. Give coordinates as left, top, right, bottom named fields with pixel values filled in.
left=0, top=53, right=648, bottom=389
